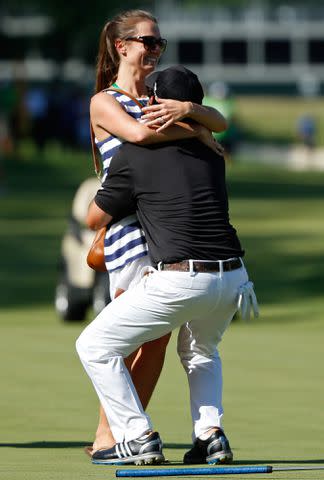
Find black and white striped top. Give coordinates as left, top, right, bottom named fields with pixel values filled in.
left=96, top=90, right=149, bottom=272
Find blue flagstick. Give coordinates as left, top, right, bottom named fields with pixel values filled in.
left=116, top=465, right=272, bottom=477
left=115, top=465, right=324, bottom=477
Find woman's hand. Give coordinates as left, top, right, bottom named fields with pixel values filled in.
left=141, top=96, right=227, bottom=134
left=141, top=97, right=191, bottom=132
left=198, top=127, right=224, bottom=156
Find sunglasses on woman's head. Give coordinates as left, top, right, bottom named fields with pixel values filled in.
left=125, top=36, right=167, bottom=53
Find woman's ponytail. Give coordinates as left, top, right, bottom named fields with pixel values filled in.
left=95, top=21, right=119, bottom=93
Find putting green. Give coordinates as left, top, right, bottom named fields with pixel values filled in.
left=1, top=305, right=324, bottom=479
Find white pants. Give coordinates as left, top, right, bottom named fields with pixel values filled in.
left=76, top=262, right=249, bottom=443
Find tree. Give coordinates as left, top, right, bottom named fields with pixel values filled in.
left=3, top=0, right=155, bottom=63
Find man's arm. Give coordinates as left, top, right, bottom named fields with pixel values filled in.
left=86, top=200, right=112, bottom=230
left=86, top=151, right=134, bottom=230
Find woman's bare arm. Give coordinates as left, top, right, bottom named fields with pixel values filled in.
left=90, top=92, right=204, bottom=145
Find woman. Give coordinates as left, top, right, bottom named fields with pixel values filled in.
left=86, top=9, right=227, bottom=456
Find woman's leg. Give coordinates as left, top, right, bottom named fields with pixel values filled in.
left=88, top=287, right=171, bottom=453
left=130, top=333, right=172, bottom=409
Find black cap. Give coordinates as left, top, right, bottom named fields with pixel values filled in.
left=145, top=65, right=204, bottom=104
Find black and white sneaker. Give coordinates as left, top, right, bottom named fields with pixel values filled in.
left=183, top=429, right=233, bottom=465
left=91, top=431, right=165, bottom=466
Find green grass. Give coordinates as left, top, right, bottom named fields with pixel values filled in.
left=235, top=96, right=324, bottom=146
left=1, top=150, right=324, bottom=478
left=228, top=164, right=324, bottom=309
left=1, top=308, right=324, bottom=479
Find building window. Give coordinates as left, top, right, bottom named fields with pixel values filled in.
left=265, top=39, right=291, bottom=64
left=308, top=39, right=324, bottom=64
left=178, top=40, right=203, bottom=64
left=221, top=40, right=247, bottom=64
left=0, top=35, right=24, bottom=60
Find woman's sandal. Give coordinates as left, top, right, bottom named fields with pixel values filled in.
left=84, top=445, right=114, bottom=458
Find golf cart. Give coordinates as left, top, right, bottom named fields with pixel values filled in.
left=55, top=177, right=111, bottom=322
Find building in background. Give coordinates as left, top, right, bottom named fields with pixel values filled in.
left=157, top=2, right=324, bottom=95
left=1, top=3, right=324, bottom=95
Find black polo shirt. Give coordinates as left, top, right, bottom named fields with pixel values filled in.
left=95, top=139, right=244, bottom=265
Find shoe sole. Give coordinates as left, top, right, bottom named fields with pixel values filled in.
left=92, top=453, right=165, bottom=466
left=207, top=451, right=233, bottom=465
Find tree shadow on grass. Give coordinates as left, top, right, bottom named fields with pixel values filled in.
left=163, top=443, right=192, bottom=449
left=2, top=157, right=324, bottom=314
left=242, top=234, right=324, bottom=307
left=227, top=167, right=324, bottom=201
left=151, top=458, right=324, bottom=467
left=0, top=441, right=91, bottom=448
left=0, top=156, right=88, bottom=309
left=0, top=441, right=191, bottom=450
left=0, top=233, right=63, bottom=308
left=228, top=178, right=324, bottom=200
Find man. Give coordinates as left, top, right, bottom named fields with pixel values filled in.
left=76, top=66, right=257, bottom=466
